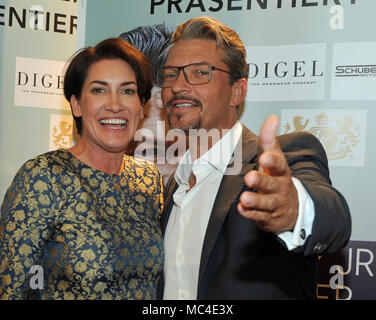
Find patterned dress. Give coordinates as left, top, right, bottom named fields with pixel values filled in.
left=0, top=150, right=164, bottom=300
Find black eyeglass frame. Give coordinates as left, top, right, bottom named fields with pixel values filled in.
left=157, top=62, right=233, bottom=88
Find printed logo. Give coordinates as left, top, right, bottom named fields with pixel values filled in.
left=281, top=109, right=367, bottom=167
left=335, top=64, right=376, bottom=78
left=246, top=43, right=326, bottom=101
left=331, top=42, right=376, bottom=100
left=318, top=240, right=376, bottom=300
left=14, top=57, right=70, bottom=110
left=150, top=0, right=358, bottom=15
left=49, top=114, right=73, bottom=151
left=0, top=3, right=77, bottom=35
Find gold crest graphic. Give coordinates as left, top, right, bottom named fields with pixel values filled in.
left=52, top=120, right=72, bottom=149
left=283, top=113, right=361, bottom=161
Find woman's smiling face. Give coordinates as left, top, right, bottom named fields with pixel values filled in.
left=70, top=58, right=144, bottom=154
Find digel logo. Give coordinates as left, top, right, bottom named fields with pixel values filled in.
left=14, top=57, right=70, bottom=110
left=246, top=43, right=326, bottom=101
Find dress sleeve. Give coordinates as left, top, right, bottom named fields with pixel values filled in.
left=0, top=159, right=57, bottom=299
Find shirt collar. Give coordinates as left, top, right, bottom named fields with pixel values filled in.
left=199, top=121, right=242, bottom=173
left=174, top=121, right=243, bottom=185
left=174, top=150, right=192, bottom=187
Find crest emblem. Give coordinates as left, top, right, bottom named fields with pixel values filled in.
left=52, top=120, right=72, bottom=149
left=49, top=114, right=73, bottom=151
left=281, top=110, right=367, bottom=166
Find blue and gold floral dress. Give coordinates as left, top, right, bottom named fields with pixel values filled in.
left=0, top=149, right=163, bottom=300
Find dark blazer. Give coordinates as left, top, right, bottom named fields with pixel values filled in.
left=160, top=125, right=351, bottom=299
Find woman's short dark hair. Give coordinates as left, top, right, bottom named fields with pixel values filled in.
left=64, top=38, right=153, bottom=135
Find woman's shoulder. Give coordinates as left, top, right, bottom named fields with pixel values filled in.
left=124, top=155, right=159, bottom=174
left=21, top=149, right=74, bottom=172
left=4, top=150, right=72, bottom=203
left=14, top=150, right=79, bottom=186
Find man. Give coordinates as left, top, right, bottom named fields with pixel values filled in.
left=119, top=24, right=185, bottom=186
left=159, top=16, right=351, bottom=299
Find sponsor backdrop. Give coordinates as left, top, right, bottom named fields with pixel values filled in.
left=0, top=0, right=80, bottom=201
left=0, top=0, right=375, bottom=299
left=82, top=0, right=376, bottom=300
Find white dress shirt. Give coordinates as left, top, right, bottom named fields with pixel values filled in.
left=163, top=121, right=315, bottom=300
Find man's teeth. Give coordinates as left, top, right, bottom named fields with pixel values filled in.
left=174, top=103, right=195, bottom=108
left=100, top=119, right=127, bottom=125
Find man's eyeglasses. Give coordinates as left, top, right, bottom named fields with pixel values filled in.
left=157, top=62, right=233, bottom=88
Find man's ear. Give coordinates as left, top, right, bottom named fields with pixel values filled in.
left=70, top=95, right=82, bottom=117
left=230, top=78, right=248, bottom=107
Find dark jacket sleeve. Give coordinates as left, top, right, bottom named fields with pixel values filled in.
left=279, top=132, right=351, bottom=256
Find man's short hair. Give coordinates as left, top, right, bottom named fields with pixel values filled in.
left=171, top=16, right=249, bottom=84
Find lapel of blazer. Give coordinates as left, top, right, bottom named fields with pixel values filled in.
left=197, top=125, right=259, bottom=289
left=160, top=176, right=178, bottom=235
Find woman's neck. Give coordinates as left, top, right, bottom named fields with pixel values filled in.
left=67, top=140, right=125, bottom=175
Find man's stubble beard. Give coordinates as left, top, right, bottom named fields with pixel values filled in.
left=165, top=94, right=203, bottom=134
left=168, top=114, right=201, bottom=134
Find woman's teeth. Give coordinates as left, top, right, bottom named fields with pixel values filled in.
left=100, top=119, right=127, bottom=128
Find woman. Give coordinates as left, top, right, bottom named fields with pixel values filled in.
left=0, top=38, right=163, bottom=300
